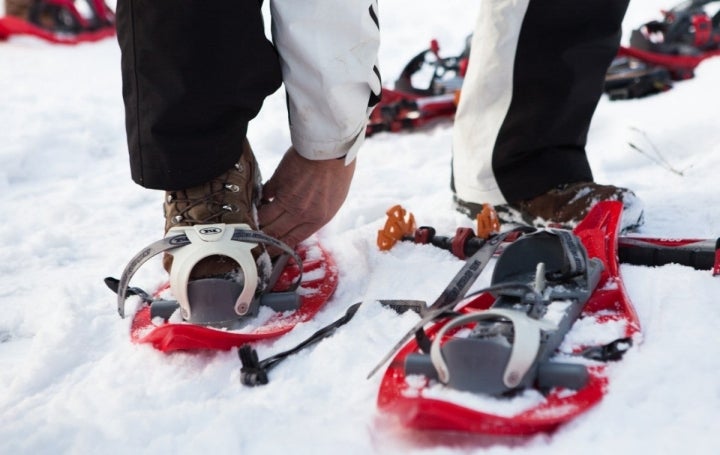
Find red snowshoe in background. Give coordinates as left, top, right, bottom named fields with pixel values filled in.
left=624, top=0, right=720, bottom=79
left=366, top=37, right=469, bottom=137
left=366, top=26, right=678, bottom=137
left=0, top=0, right=115, bottom=44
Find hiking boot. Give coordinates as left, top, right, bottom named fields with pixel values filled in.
left=163, top=139, right=270, bottom=280
left=455, top=182, right=644, bottom=232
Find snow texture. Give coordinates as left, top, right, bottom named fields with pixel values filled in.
left=1, top=1, right=720, bottom=454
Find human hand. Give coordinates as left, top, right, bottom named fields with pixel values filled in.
left=258, top=148, right=356, bottom=255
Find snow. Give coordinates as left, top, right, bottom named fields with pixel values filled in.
left=411, top=377, right=547, bottom=418
left=2, top=1, right=720, bottom=453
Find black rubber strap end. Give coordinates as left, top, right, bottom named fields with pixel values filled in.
left=239, top=344, right=269, bottom=387
left=104, top=277, right=120, bottom=294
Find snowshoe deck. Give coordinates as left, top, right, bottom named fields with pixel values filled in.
left=376, top=201, right=641, bottom=435
left=128, top=241, right=338, bottom=352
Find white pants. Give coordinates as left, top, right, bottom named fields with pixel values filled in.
left=271, top=0, right=381, bottom=163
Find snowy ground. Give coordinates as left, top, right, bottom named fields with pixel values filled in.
left=1, top=1, right=720, bottom=454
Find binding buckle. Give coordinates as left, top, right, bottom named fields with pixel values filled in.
left=166, top=224, right=259, bottom=320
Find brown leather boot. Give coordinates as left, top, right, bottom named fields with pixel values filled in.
left=163, top=139, right=266, bottom=279
left=455, top=182, right=644, bottom=232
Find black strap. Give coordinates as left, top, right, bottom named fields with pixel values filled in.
left=104, top=277, right=153, bottom=303
left=552, top=229, right=587, bottom=279
left=239, top=302, right=362, bottom=386
left=413, top=309, right=461, bottom=354
left=580, top=337, right=633, bottom=361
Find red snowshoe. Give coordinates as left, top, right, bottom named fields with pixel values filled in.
left=107, top=225, right=338, bottom=352
left=376, top=201, right=641, bottom=435
left=0, top=0, right=115, bottom=44
left=625, top=0, right=720, bottom=79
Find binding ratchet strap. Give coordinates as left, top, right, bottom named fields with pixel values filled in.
left=116, top=224, right=301, bottom=319
left=429, top=309, right=556, bottom=389
left=548, top=228, right=587, bottom=279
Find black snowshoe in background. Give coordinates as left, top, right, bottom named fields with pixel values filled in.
left=603, top=56, right=673, bottom=100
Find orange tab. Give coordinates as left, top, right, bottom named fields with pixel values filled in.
left=476, top=203, right=500, bottom=239
left=377, top=205, right=417, bottom=251
left=453, top=89, right=461, bottom=106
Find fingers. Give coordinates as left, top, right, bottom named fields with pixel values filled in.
left=257, top=147, right=357, bottom=256
left=257, top=197, right=284, bottom=230
left=260, top=202, right=318, bottom=256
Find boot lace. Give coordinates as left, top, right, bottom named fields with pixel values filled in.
left=168, top=164, right=243, bottom=225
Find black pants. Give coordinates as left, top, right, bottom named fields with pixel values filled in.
left=495, top=0, right=629, bottom=202
left=116, top=0, right=282, bottom=190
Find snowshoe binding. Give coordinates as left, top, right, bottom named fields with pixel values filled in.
left=107, top=224, right=339, bottom=351
left=376, top=201, right=642, bottom=435
left=403, top=229, right=603, bottom=396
